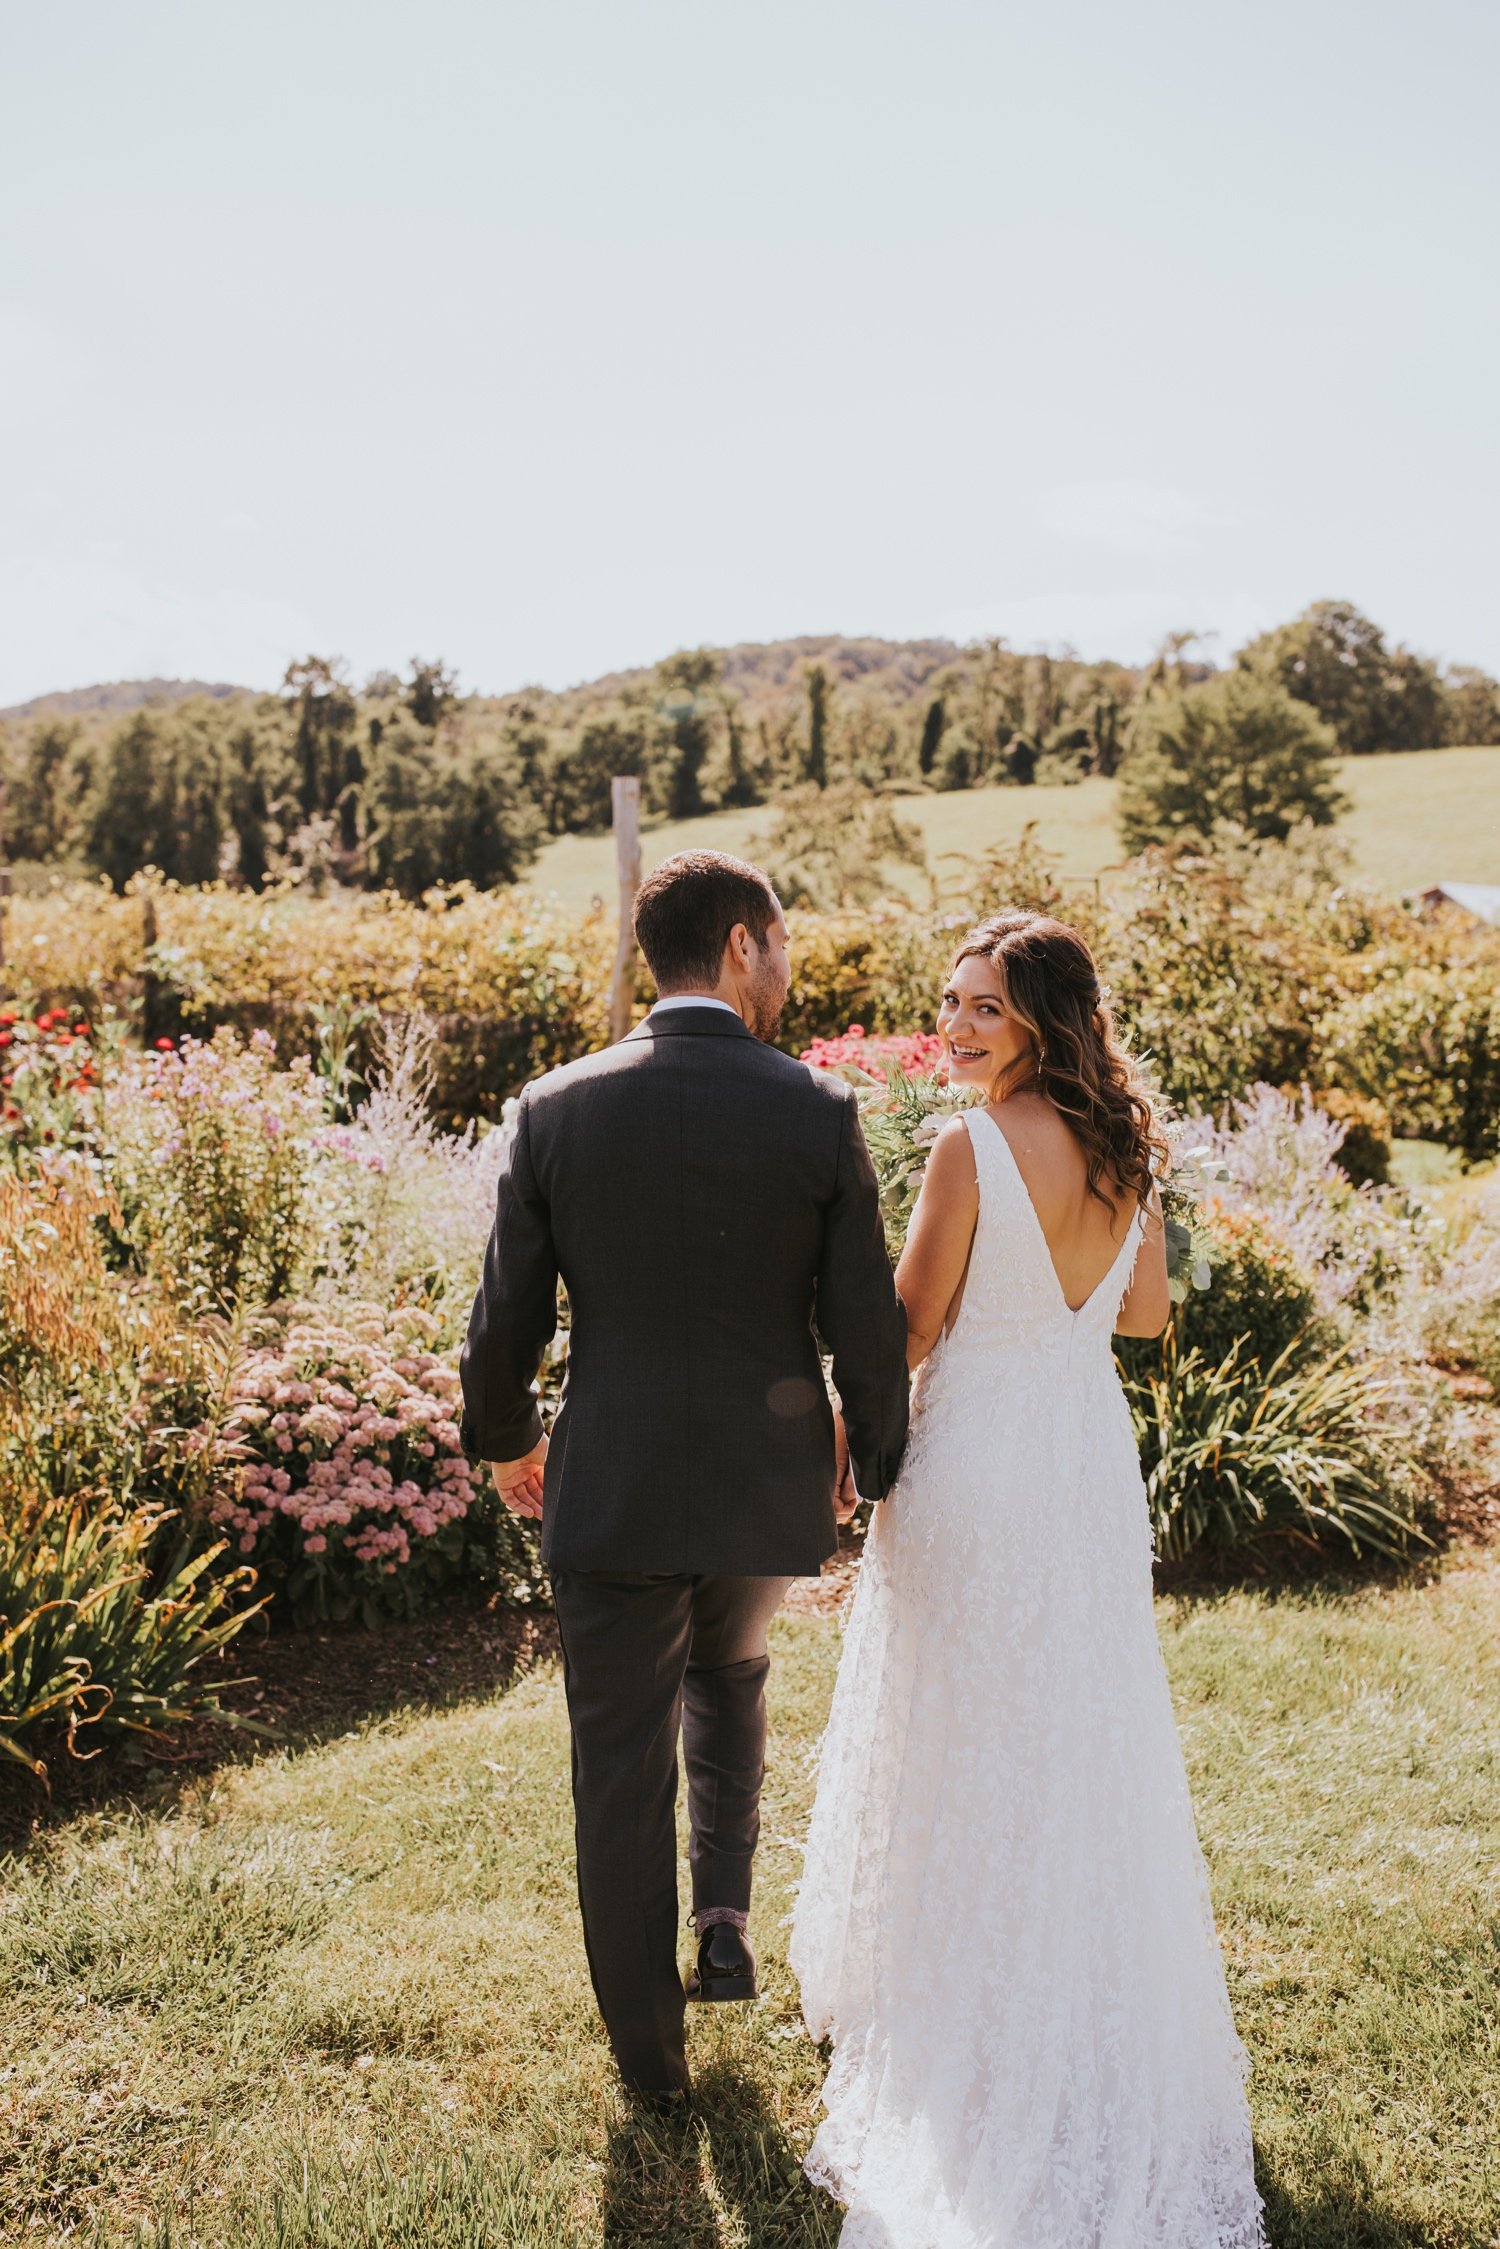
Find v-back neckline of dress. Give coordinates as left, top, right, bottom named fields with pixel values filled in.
left=969, top=1105, right=1140, bottom=1321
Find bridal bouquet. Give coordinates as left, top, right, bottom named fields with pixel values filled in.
left=1158, top=1133, right=1225, bottom=1303
left=805, top=1025, right=1220, bottom=1290
left=801, top=1031, right=976, bottom=1257
left=851, top=1065, right=978, bottom=1257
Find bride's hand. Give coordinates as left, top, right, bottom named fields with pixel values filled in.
left=833, top=1409, right=861, bottom=1523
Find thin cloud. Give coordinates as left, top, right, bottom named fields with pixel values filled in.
left=934, top=588, right=1272, bottom=666
left=1036, top=481, right=1231, bottom=558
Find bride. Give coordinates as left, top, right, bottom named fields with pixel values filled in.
left=791, top=911, right=1265, bottom=2249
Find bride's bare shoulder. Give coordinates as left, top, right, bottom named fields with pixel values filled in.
left=921, top=1113, right=979, bottom=1195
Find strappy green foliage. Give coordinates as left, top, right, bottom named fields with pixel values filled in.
left=1128, top=1331, right=1428, bottom=1562
left=0, top=1492, right=265, bottom=1781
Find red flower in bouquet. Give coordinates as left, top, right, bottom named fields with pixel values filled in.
left=801, top=1026, right=944, bottom=1080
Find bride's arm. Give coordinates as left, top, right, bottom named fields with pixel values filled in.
left=1115, top=1187, right=1171, bottom=1338
left=895, top=1120, right=979, bottom=1371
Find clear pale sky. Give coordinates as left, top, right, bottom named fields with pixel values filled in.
left=3, top=0, right=1497, bottom=706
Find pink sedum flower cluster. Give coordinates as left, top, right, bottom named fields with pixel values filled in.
left=212, top=1305, right=476, bottom=1608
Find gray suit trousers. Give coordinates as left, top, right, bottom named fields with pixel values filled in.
left=551, top=1569, right=791, bottom=2095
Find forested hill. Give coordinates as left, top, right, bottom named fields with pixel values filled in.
left=3, top=636, right=969, bottom=729
left=570, top=635, right=966, bottom=709
left=1, top=678, right=252, bottom=724
left=4, top=604, right=1498, bottom=902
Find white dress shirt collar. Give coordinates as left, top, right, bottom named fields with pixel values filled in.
left=649, top=994, right=741, bottom=1018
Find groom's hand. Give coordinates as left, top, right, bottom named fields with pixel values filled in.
left=490, top=1435, right=549, bottom=1520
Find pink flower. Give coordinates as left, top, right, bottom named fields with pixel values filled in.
left=303, top=1535, right=328, bottom=1554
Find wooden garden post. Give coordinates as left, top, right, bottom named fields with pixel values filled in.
left=140, top=886, right=161, bottom=1046
left=608, top=776, right=641, bottom=1044
left=0, top=776, right=10, bottom=969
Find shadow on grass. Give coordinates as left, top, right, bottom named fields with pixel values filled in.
left=0, top=1597, right=557, bottom=1852
left=1256, top=2151, right=1441, bottom=2249
left=1151, top=1537, right=1449, bottom=1608
left=602, top=2064, right=841, bottom=2248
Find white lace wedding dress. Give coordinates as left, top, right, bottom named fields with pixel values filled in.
left=791, top=1108, right=1264, bottom=2249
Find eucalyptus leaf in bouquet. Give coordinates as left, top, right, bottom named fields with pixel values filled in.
left=1159, top=1133, right=1229, bottom=1302
left=852, top=1065, right=980, bottom=1256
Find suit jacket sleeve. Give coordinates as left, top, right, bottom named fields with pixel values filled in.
left=816, top=1089, right=910, bottom=1500
left=459, top=1086, right=558, bottom=1461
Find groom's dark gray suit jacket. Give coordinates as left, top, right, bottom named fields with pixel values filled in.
left=459, top=1005, right=909, bottom=1576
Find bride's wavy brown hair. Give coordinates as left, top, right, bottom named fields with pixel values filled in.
left=950, top=912, right=1168, bottom=1211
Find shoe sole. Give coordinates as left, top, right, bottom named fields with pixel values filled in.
left=685, top=1975, right=758, bottom=2003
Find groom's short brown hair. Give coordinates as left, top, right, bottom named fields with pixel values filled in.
left=633, top=851, right=779, bottom=993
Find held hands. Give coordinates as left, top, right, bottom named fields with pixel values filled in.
left=490, top=1435, right=549, bottom=1521
left=494, top=1419, right=856, bottom=1526
left=833, top=1409, right=861, bottom=1524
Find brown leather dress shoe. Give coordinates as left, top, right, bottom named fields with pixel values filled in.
left=685, top=1922, right=758, bottom=2002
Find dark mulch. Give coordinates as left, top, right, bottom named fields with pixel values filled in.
left=0, top=1596, right=556, bottom=1854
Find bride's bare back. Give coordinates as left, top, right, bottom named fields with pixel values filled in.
left=898, top=1096, right=1168, bottom=1365
left=989, top=1090, right=1144, bottom=1310
left=897, top=940, right=1168, bottom=1364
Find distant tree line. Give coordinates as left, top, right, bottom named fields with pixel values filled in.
left=2, top=601, right=1496, bottom=896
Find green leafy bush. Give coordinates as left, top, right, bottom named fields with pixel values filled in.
left=1104, top=847, right=1321, bottom=1110
left=1175, top=1205, right=1331, bottom=1373
left=1127, top=1333, right=1424, bottom=1564
left=6, top=838, right=1497, bottom=1152
left=761, top=782, right=928, bottom=911
left=1317, top=961, right=1500, bottom=1163
left=1, top=878, right=616, bottom=1128
left=1118, top=671, right=1346, bottom=850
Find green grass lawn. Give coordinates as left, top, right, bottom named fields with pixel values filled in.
left=529, top=748, right=1500, bottom=908
left=3, top=1558, right=1499, bottom=2247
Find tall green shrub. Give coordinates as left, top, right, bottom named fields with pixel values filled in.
left=1237, top=600, right=1445, bottom=756
left=1119, top=672, right=1346, bottom=850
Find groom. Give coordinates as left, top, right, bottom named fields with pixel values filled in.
left=460, top=849, right=908, bottom=2101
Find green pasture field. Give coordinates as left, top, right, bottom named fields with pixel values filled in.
left=3, top=1557, right=1497, bottom=2247
left=529, top=747, right=1500, bottom=908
